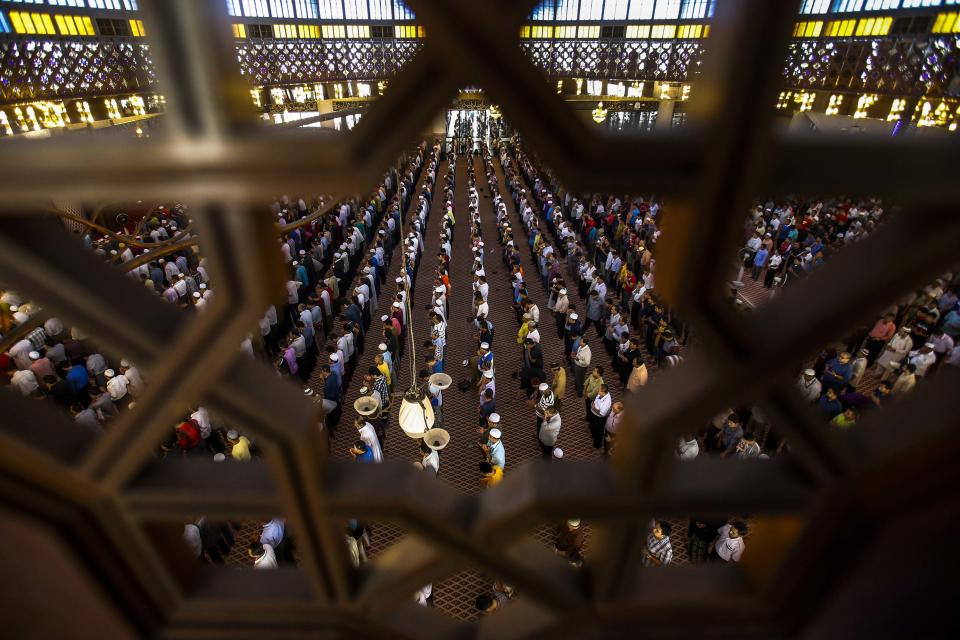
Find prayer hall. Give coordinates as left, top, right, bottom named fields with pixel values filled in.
left=1, top=1, right=958, bottom=638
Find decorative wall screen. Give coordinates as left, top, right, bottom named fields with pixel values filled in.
left=0, top=1, right=959, bottom=638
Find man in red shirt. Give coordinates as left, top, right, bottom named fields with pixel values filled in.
left=865, top=313, right=897, bottom=366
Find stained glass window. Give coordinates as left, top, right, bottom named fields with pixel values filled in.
left=603, top=0, right=629, bottom=20
left=319, top=0, right=344, bottom=19
left=680, top=0, right=710, bottom=19
left=556, top=0, right=580, bottom=21
left=393, top=1, right=414, bottom=20
left=654, top=0, right=681, bottom=19
left=370, top=0, right=391, bottom=19
left=531, top=1, right=555, bottom=21
left=579, top=0, right=602, bottom=20
left=344, top=0, right=368, bottom=20
left=628, top=0, right=655, bottom=19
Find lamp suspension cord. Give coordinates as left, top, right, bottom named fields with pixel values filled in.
left=404, top=253, right=418, bottom=393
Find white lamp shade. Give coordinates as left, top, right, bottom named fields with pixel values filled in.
left=398, top=392, right=435, bottom=438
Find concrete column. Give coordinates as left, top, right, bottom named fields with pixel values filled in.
left=655, top=99, right=675, bottom=131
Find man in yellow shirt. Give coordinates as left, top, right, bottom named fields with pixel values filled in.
left=517, top=314, right=532, bottom=345
left=227, top=429, right=252, bottom=461
left=374, top=353, right=392, bottom=387
left=479, top=461, right=503, bottom=487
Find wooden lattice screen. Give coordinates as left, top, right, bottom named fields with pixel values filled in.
left=1, top=1, right=959, bottom=638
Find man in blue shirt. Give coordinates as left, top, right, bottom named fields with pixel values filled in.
left=318, top=365, right=340, bottom=424
left=751, top=247, right=769, bottom=280
left=351, top=440, right=373, bottom=463
left=821, top=352, right=853, bottom=392
left=817, top=387, right=843, bottom=419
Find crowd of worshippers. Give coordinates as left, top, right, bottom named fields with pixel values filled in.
left=739, top=197, right=886, bottom=288
left=491, top=142, right=683, bottom=459
left=265, top=142, right=452, bottom=570
left=92, top=205, right=218, bottom=311
left=2, top=292, right=145, bottom=432
left=793, top=275, right=960, bottom=427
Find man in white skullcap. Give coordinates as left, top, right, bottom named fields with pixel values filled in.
left=118, top=360, right=143, bottom=399
left=481, top=427, right=505, bottom=470
left=10, top=366, right=38, bottom=396
left=104, top=368, right=129, bottom=403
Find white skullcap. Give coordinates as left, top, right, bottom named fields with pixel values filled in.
left=392, top=302, right=401, bottom=308
left=227, top=430, right=239, bottom=440
left=104, top=369, right=116, bottom=378
left=120, top=359, right=130, bottom=368
left=299, top=249, right=306, bottom=255
left=192, top=292, right=201, bottom=299
left=489, top=428, right=501, bottom=439
left=553, top=448, right=564, bottom=459
left=199, top=283, right=207, bottom=290
left=396, top=277, right=404, bottom=283
left=483, top=369, right=494, bottom=378
left=480, top=342, right=490, bottom=349
left=213, top=453, right=226, bottom=462
left=803, top=368, right=815, bottom=376
left=381, top=315, right=390, bottom=321
left=28, top=351, right=40, bottom=360
left=570, top=313, right=579, bottom=320
left=539, top=382, right=549, bottom=391
left=329, top=353, right=339, bottom=362
left=559, top=288, right=567, bottom=295
left=567, top=519, right=580, bottom=527
left=488, top=413, right=501, bottom=423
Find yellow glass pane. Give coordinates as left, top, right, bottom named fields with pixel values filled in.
left=942, top=13, right=956, bottom=33
left=933, top=12, right=947, bottom=33
left=54, top=15, right=68, bottom=35
left=82, top=16, right=94, bottom=36
left=793, top=22, right=803, bottom=37
left=41, top=13, right=54, bottom=35
left=10, top=12, right=26, bottom=34
left=31, top=13, right=45, bottom=34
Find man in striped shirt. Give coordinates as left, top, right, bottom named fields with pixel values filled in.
left=643, top=521, right=673, bottom=566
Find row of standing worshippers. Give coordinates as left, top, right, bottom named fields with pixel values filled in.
left=349, top=141, right=447, bottom=460
left=447, top=155, right=506, bottom=485
left=505, top=143, right=682, bottom=370
left=413, top=151, right=494, bottom=608
left=410, top=149, right=457, bottom=477
left=495, top=146, right=630, bottom=455
left=479, top=146, right=567, bottom=464
left=266, top=145, right=431, bottom=418
left=312, top=141, right=442, bottom=439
